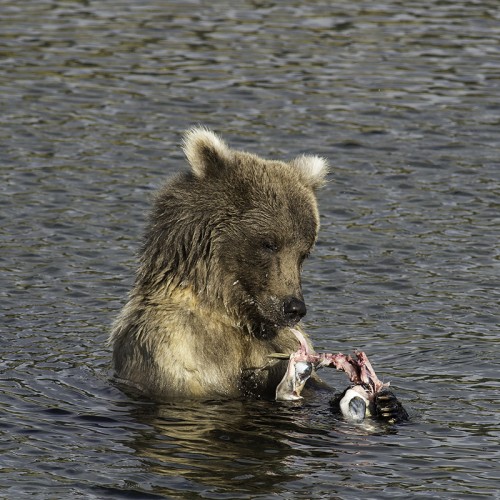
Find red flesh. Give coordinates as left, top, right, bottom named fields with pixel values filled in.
left=287, top=329, right=388, bottom=395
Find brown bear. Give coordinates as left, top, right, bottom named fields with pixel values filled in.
left=109, top=127, right=328, bottom=400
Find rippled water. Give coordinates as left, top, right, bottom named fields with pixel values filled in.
left=1, top=1, right=499, bottom=498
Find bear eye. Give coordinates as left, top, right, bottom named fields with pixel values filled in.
left=262, top=240, right=279, bottom=253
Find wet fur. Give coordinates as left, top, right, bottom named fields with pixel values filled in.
left=109, top=128, right=328, bottom=400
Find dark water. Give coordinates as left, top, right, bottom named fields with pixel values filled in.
left=1, top=0, right=499, bottom=498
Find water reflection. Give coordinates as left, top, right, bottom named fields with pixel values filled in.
left=121, top=393, right=411, bottom=497
left=129, top=399, right=329, bottom=494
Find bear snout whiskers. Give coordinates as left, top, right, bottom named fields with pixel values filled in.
left=282, top=296, right=307, bottom=324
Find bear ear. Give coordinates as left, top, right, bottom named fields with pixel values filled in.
left=182, top=126, right=231, bottom=179
left=291, top=154, right=329, bottom=189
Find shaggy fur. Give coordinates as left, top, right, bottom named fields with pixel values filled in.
left=109, top=127, right=328, bottom=400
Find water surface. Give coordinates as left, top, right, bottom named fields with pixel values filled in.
left=1, top=1, right=499, bottom=498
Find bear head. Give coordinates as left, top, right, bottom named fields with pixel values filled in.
left=137, top=127, right=328, bottom=339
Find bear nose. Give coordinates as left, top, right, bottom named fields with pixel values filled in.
left=283, top=296, right=307, bottom=323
